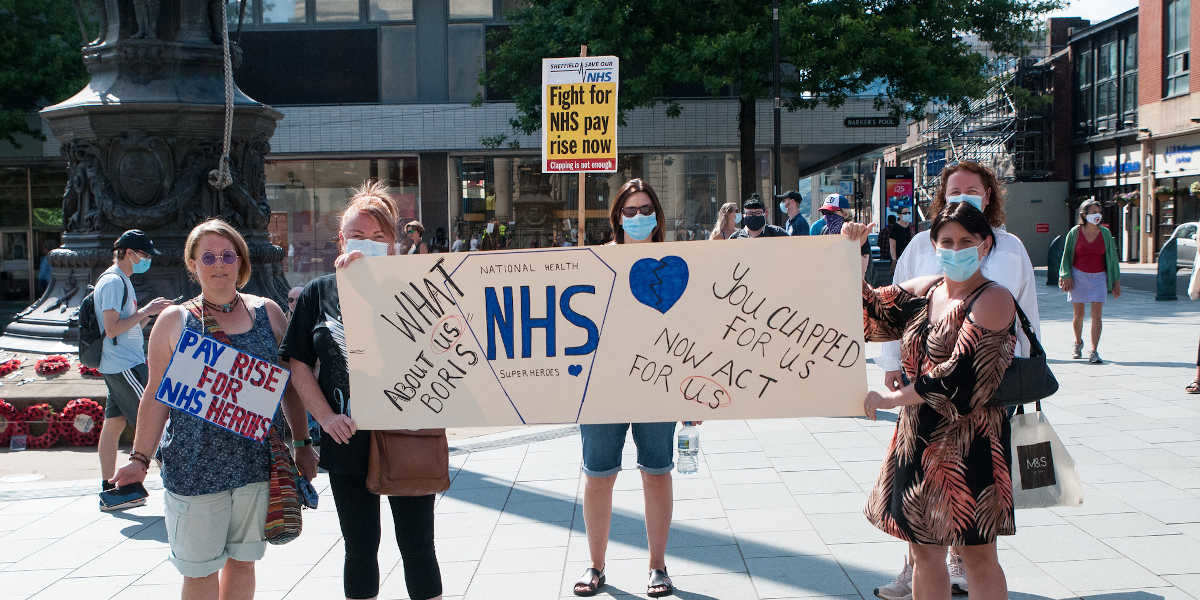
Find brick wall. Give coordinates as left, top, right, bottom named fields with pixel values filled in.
left=1139, top=0, right=1163, bottom=105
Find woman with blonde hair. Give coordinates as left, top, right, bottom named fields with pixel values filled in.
left=282, top=180, right=446, bottom=600
left=112, top=218, right=312, bottom=600
left=709, top=201, right=739, bottom=240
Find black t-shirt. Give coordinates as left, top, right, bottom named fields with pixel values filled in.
left=888, top=223, right=913, bottom=259
left=278, top=274, right=370, bottom=476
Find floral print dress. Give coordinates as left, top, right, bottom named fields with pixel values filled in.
left=862, top=280, right=1016, bottom=546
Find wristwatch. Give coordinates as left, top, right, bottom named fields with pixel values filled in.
left=292, top=438, right=313, bottom=449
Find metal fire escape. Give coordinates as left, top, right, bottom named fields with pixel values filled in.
left=914, top=56, right=1053, bottom=205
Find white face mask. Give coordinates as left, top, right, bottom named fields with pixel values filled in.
left=345, top=238, right=390, bottom=257
left=1085, top=213, right=1102, bottom=225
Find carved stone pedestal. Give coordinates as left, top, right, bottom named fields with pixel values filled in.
left=0, top=1, right=285, bottom=353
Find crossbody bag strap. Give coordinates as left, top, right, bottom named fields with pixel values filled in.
left=98, top=272, right=130, bottom=346
left=1011, top=302, right=1044, bottom=359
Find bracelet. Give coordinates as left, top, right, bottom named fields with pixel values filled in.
left=291, top=438, right=313, bottom=449
left=129, top=451, right=151, bottom=470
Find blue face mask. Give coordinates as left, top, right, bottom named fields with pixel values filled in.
left=132, top=256, right=151, bottom=274
left=622, top=213, right=657, bottom=241
left=345, top=238, right=390, bottom=257
left=734, top=213, right=742, bottom=225
left=937, top=245, right=982, bottom=282
left=778, top=201, right=789, bottom=214
left=946, top=194, right=984, bottom=212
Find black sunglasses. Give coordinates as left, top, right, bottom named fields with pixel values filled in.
left=620, top=205, right=655, bottom=218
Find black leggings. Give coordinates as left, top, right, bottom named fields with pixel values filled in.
left=329, top=471, right=442, bottom=600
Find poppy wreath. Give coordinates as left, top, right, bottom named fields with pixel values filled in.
left=35, top=355, right=70, bottom=376
left=20, top=403, right=61, bottom=449
left=78, top=364, right=102, bottom=378
left=57, top=398, right=105, bottom=446
left=0, top=399, right=26, bottom=446
left=0, top=358, right=20, bottom=377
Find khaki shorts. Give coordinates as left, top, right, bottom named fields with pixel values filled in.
left=164, top=481, right=269, bottom=578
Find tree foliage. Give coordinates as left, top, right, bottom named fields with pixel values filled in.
left=0, top=0, right=91, bottom=146
left=481, top=0, right=1062, bottom=196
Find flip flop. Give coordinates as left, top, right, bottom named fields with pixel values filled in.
left=1187, top=380, right=1200, bottom=394
left=573, top=567, right=605, bottom=597
left=648, top=568, right=674, bottom=598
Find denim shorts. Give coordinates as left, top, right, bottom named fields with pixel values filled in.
left=164, top=481, right=269, bottom=578
left=580, top=422, right=676, bottom=477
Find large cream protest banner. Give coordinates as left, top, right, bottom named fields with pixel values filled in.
left=338, top=237, right=868, bottom=429
left=542, top=56, right=618, bottom=172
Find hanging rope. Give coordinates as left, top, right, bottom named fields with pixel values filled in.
left=208, top=0, right=235, bottom=191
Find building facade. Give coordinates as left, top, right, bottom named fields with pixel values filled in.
left=877, top=20, right=1079, bottom=267
left=1138, top=0, right=1199, bottom=261
left=0, top=116, right=66, bottom=309
left=1070, top=9, right=1142, bottom=261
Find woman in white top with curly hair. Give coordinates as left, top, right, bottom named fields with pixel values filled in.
left=872, top=160, right=1041, bottom=600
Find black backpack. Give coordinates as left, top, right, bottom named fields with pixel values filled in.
left=77, top=273, right=128, bottom=369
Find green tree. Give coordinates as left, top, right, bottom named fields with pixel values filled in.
left=0, top=0, right=91, bottom=147
left=481, top=0, right=1061, bottom=200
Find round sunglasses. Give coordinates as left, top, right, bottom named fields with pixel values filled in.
left=619, top=205, right=655, bottom=218
left=199, top=250, right=239, bottom=266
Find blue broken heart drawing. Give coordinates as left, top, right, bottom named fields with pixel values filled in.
left=629, top=256, right=689, bottom=314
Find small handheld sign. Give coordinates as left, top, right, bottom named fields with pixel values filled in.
left=541, top=55, right=619, bottom=174
left=156, top=328, right=290, bottom=443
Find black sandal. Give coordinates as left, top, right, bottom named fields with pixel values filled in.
left=1188, top=380, right=1200, bottom=394
left=573, top=567, right=605, bottom=597
left=648, top=568, right=674, bottom=598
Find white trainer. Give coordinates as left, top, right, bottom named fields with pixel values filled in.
left=948, top=551, right=968, bottom=594
left=874, top=559, right=913, bottom=600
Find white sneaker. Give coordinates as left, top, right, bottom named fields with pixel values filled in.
left=948, top=552, right=968, bottom=594
left=874, top=559, right=913, bottom=600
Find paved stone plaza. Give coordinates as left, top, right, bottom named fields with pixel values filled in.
left=2, top=281, right=1199, bottom=599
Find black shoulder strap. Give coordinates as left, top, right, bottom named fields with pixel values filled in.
left=1012, top=301, right=1044, bottom=358
left=963, top=280, right=997, bottom=314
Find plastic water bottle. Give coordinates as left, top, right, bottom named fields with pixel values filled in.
left=676, top=423, right=700, bottom=474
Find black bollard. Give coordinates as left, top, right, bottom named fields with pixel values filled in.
left=1047, top=235, right=1065, bottom=287
left=1157, top=236, right=1179, bottom=301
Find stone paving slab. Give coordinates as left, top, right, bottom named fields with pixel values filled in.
left=1, top=284, right=1200, bottom=598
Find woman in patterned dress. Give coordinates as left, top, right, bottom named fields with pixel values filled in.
left=843, top=202, right=1017, bottom=600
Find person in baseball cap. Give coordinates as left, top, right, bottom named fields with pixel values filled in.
left=94, top=229, right=170, bottom=511
left=812, top=193, right=869, bottom=270
left=113, top=229, right=163, bottom=257
left=775, top=191, right=810, bottom=236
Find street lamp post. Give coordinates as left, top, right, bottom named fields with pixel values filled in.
left=772, top=0, right=782, bottom=221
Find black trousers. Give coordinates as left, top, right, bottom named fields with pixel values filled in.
left=328, top=471, right=442, bottom=600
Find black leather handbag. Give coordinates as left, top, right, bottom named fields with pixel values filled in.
left=989, top=302, right=1059, bottom=407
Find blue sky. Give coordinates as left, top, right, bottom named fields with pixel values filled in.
left=1045, top=0, right=1138, bottom=23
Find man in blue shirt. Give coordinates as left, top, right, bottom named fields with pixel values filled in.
left=95, top=230, right=171, bottom=510
left=776, top=191, right=810, bottom=236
